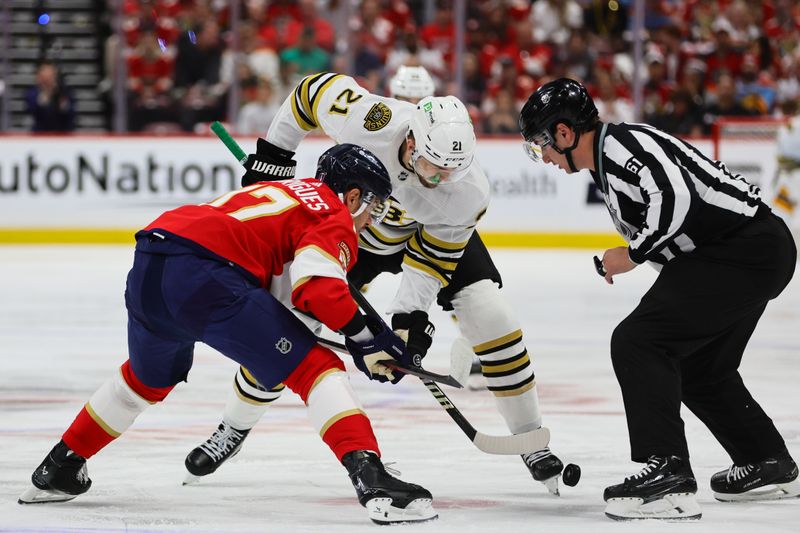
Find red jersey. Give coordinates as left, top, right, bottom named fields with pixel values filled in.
left=144, top=179, right=359, bottom=331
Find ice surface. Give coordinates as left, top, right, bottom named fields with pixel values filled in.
left=0, top=247, right=797, bottom=532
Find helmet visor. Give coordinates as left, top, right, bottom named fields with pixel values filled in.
left=522, top=129, right=555, bottom=162
left=359, top=191, right=391, bottom=224
left=412, top=156, right=457, bottom=185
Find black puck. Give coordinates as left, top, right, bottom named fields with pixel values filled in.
left=562, top=463, right=581, bottom=487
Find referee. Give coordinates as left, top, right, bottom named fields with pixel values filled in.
left=520, top=78, right=798, bottom=520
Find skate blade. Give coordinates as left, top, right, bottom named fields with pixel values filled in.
left=366, top=497, right=438, bottom=525
left=183, top=473, right=202, bottom=486
left=18, top=485, right=78, bottom=505
left=714, top=479, right=800, bottom=502
left=542, top=475, right=560, bottom=496
left=605, top=492, right=701, bottom=521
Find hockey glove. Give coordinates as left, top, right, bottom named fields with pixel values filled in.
left=392, top=311, right=435, bottom=368
left=345, top=315, right=410, bottom=384
left=241, top=138, right=297, bottom=186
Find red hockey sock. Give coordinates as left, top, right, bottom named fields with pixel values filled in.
left=62, top=360, right=173, bottom=459
left=322, top=413, right=380, bottom=462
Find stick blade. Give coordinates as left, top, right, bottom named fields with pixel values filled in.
left=472, top=426, right=550, bottom=455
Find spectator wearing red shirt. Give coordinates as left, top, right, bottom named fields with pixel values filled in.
left=127, top=29, right=176, bottom=131
left=283, top=0, right=336, bottom=52
left=421, top=0, right=456, bottom=68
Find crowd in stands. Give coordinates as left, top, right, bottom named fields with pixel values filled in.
left=38, top=0, right=800, bottom=135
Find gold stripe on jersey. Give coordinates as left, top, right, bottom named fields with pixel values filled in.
left=420, top=228, right=469, bottom=252
left=407, top=233, right=458, bottom=272
left=366, top=225, right=415, bottom=246
left=290, top=73, right=343, bottom=131
left=473, top=329, right=524, bottom=355
left=295, top=244, right=343, bottom=269
left=403, top=254, right=448, bottom=285
left=85, top=402, right=121, bottom=437
left=319, top=408, right=366, bottom=437
left=292, top=276, right=312, bottom=291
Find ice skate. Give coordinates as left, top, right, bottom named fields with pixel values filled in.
left=711, top=448, right=800, bottom=502
left=19, top=440, right=91, bottom=504
left=522, top=447, right=564, bottom=495
left=184, top=421, right=250, bottom=484
left=342, top=450, right=437, bottom=525
left=603, top=455, right=701, bottom=521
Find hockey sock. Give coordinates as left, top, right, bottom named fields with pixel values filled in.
left=62, top=360, right=173, bottom=458
left=284, top=345, right=380, bottom=461
left=222, top=366, right=283, bottom=430
left=453, top=279, right=543, bottom=433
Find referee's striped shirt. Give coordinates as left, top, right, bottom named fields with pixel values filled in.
left=591, top=122, right=766, bottom=265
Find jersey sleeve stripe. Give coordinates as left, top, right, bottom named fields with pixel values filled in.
left=407, top=234, right=458, bottom=271
left=402, top=255, right=449, bottom=286
left=420, top=228, right=469, bottom=251
left=365, top=225, right=415, bottom=245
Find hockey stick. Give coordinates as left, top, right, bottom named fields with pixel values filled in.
left=211, top=122, right=550, bottom=454
left=347, top=284, right=550, bottom=455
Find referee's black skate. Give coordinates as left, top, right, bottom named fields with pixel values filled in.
left=342, top=450, right=437, bottom=525
left=18, top=440, right=91, bottom=504
left=711, top=448, right=800, bottom=502
left=522, top=447, right=564, bottom=495
left=184, top=421, right=250, bottom=484
left=604, top=455, right=701, bottom=521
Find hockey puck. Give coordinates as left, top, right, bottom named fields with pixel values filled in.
left=562, top=463, right=581, bottom=487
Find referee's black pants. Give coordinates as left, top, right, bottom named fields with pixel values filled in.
left=610, top=211, right=796, bottom=465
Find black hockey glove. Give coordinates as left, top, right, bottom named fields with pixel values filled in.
left=392, top=311, right=435, bottom=368
left=345, top=315, right=411, bottom=384
left=241, top=138, right=297, bottom=186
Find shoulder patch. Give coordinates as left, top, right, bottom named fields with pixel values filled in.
left=624, top=157, right=644, bottom=174
left=337, top=241, right=352, bottom=269
left=364, top=102, right=392, bottom=131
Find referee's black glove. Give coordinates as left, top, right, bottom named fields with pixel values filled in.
left=392, top=311, right=435, bottom=368
left=241, top=138, right=297, bottom=186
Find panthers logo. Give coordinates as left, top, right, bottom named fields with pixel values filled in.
left=364, top=103, right=392, bottom=131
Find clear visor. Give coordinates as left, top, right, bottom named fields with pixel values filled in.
left=522, top=130, right=554, bottom=162
left=412, top=156, right=457, bottom=185
left=355, top=191, right=390, bottom=224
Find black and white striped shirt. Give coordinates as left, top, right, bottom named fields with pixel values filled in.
left=591, top=122, right=765, bottom=265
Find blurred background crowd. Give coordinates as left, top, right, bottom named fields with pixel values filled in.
left=4, top=0, right=800, bottom=136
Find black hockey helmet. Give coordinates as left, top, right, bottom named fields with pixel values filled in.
left=316, top=143, right=392, bottom=222
left=519, top=78, right=598, bottom=165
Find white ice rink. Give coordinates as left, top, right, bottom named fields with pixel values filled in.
left=0, top=246, right=797, bottom=533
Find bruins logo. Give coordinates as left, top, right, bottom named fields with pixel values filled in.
left=364, top=103, right=392, bottom=131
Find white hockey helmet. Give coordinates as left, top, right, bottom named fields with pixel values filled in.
left=408, top=95, right=476, bottom=184
left=389, top=66, right=435, bottom=102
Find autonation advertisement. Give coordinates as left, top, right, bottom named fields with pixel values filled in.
left=0, top=135, right=759, bottom=242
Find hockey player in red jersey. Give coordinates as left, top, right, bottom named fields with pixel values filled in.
left=18, top=144, right=438, bottom=525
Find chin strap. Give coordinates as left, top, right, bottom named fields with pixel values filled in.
left=554, top=128, right=582, bottom=173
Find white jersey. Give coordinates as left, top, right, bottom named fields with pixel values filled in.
left=266, top=73, right=490, bottom=313
left=777, top=115, right=800, bottom=165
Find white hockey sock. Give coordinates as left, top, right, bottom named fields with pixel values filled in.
left=222, top=367, right=283, bottom=430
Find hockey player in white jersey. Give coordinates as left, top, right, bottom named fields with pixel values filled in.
left=774, top=113, right=800, bottom=227
left=389, top=65, right=436, bottom=103
left=185, top=72, right=565, bottom=494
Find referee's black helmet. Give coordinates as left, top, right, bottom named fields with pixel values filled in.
left=519, top=78, right=599, bottom=143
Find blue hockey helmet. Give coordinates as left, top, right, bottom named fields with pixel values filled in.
left=316, top=143, right=392, bottom=223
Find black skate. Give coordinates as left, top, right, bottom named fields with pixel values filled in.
left=711, top=448, right=800, bottom=502
left=184, top=421, right=250, bottom=485
left=604, top=455, right=701, bottom=521
left=342, top=450, right=437, bottom=525
left=522, top=447, right=564, bottom=495
left=18, top=440, right=91, bottom=504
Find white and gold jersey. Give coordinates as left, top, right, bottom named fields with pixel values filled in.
left=266, top=73, right=490, bottom=313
